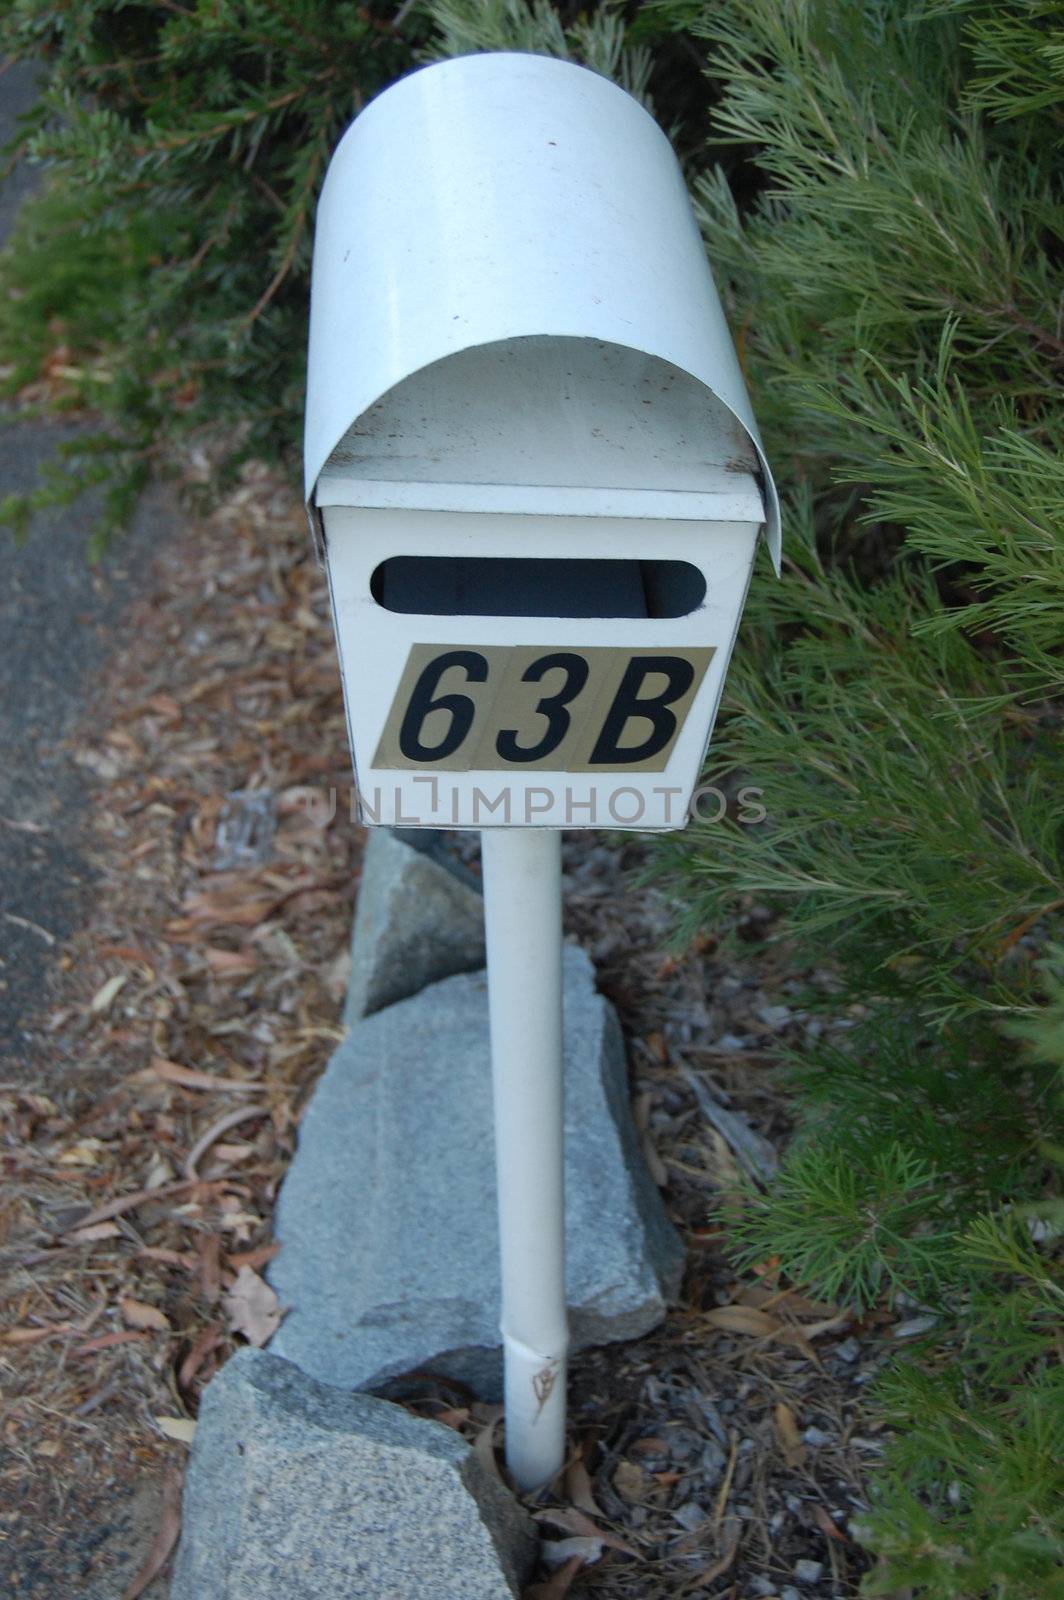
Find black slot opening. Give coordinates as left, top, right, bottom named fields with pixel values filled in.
left=370, top=556, right=705, bottom=619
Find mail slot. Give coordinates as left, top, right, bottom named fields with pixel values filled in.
left=304, top=53, right=779, bottom=830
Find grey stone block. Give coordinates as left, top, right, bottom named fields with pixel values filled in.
left=270, top=946, right=684, bottom=1397
left=172, top=1349, right=535, bottom=1600
left=345, top=828, right=485, bottom=1022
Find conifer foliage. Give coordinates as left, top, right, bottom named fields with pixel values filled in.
left=644, top=3, right=1064, bottom=1593
left=0, top=1, right=423, bottom=550
left=2, top=2, right=1061, bottom=1593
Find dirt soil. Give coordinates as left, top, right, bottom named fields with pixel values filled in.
left=0, top=465, right=889, bottom=1599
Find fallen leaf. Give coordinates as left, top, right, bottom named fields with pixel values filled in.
left=223, top=1265, right=283, bottom=1345
left=186, top=1105, right=265, bottom=1178
left=120, top=1298, right=171, bottom=1333
left=740, top=1283, right=837, bottom=1318
left=630, top=1436, right=670, bottom=1456
left=97, top=941, right=155, bottom=964
left=178, top=1323, right=224, bottom=1391
left=540, top=1535, right=604, bottom=1568
left=196, top=1232, right=222, bottom=1304
left=705, top=1127, right=743, bottom=1201
left=524, top=1555, right=584, bottom=1600
left=227, top=1240, right=280, bottom=1271
left=90, top=973, right=128, bottom=1015
left=11, top=1091, right=58, bottom=1117
left=144, top=1151, right=175, bottom=1190
left=613, top=1459, right=645, bottom=1501
left=211, top=1141, right=256, bottom=1164
left=705, top=1304, right=781, bottom=1337
left=122, top=1465, right=183, bottom=1599
left=4, top=1323, right=75, bottom=1345
left=774, top=1402, right=806, bottom=1468
left=71, top=1222, right=122, bottom=1248
left=434, top=1407, right=470, bottom=1432
left=324, top=945, right=351, bottom=1000
left=812, top=1503, right=849, bottom=1543
left=564, top=1456, right=602, bottom=1518
left=204, top=946, right=259, bottom=977
left=76, top=1330, right=148, bottom=1355
left=215, top=1207, right=259, bottom=1241
left=2, top=909, right=56, bottom=946
left=801, top=1312, right=852, bottom=1340
left=154, top=1416, right=196, bottom=1445
left=147, top=1057, right=267, bottom=1094
left=774, top=1324, right=821, bottom=1363
left=0, top=813, right=47, bottom=833
left=692, top=1514, right=741, bottom=1585
left=713, top=1432, right=739, bottom=1528
left=172, top=889, right=278, bottom=932
left=536, top=1508, right=638, bottom=1557
left=144, top=693, right=181, bottom=720
left=139, top=1246, right=197, bottom=1268
left=473, top=1406, right=504, bottom=1481
left=69, top=1222, right=122, bottom=1243
left=57, top=1138, right=106, bottom=1167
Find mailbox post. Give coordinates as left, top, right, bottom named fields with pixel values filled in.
left=481, top=827, right=567, bottom=1489
left=304, top=52, right=779, bottom=1492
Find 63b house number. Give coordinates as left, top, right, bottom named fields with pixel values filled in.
left=372, top=644, right=715, bottom=773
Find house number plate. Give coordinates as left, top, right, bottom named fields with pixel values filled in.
left=373, top=644, right=714, bottom=773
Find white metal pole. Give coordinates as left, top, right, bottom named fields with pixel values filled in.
left=480, top=826, right=568, bottom=1493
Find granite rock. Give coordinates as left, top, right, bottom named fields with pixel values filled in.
left=345, top=828, right=485, bottom=1022
left=171, top=1348, right=536, bottom=1599
left=270, top=945, right=684, bottom=1396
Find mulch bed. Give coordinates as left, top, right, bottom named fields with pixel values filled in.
left=1, top=464, right=888, bottom=1598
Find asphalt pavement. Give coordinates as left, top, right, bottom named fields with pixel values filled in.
left=0, top=62, right=175, bottom=1069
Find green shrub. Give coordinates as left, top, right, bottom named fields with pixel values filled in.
left=646, top=2, right=1063, bottom=1592
left=0, top=0, right=427, bottom=549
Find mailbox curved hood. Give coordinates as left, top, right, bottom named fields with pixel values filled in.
left=304, top=52, right=781, bottom=572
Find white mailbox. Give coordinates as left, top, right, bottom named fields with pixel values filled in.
left=305, top=52, right=779, bottom=831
